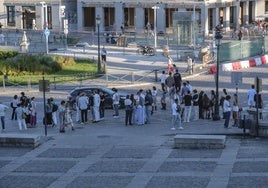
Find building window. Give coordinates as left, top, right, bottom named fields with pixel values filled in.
left=7, top=6, right=15, bottom=26
left=266, top=1, right=268, bottom=13
left=47, top=6, right=52, bottom=29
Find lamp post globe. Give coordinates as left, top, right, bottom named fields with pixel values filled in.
left=213, top=26, right=223, bottom=121
left=96, top=15, right=101, bottom=74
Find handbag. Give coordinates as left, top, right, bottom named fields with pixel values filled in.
left=22, top=113, right=27, bottom=119
left=233, top=105, right=239, bottom=112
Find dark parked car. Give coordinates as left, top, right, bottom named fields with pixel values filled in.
left=67, top=86, right=126, bottom=110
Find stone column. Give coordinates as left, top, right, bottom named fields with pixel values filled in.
left=243, top=0, right=249, bottom=25
left=224, top=6, right=230, bottom=31
left=156, top=4, right=165, bottom=33
left=77, top=2, right=84, bottom=31
left=235, top=1, right=241, bottom=29
left=135, top=8, right=145, bottom=33
left=115, top=2, right=124, bottom=32
left=213, top=7, right=219, bottom=27
left=201, top=4, right=209, bottom=36
left=95, top=7, right=104, bottom=32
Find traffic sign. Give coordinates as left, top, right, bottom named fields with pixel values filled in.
left=44, top=29, right=50, bottom=36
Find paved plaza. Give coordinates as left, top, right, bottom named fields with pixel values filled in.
left=1, top=38, right=268, bottom=188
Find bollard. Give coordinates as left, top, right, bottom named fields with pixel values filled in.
left=154, top=69, right=158, bottom=82
left=131, top=72, right=134, bottom=84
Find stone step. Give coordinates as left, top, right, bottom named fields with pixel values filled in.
left=174, top=134, right=226, bottom=149
left=0, top=134, right=43, bottom=148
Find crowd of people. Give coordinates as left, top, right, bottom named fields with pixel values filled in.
left=0, top=75, right=264, bottom=133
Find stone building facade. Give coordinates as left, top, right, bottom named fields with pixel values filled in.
left=0, top=0, right=266, bottom=36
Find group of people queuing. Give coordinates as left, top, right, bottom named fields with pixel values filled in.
left=157, top=69, right=264, bottom=129
left=0, top=92, right=37, bottom=132
left=74, top=90, right=106, bottom=126
left=123, top=88, right=156, bottom=126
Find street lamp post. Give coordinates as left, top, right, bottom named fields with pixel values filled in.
left=96, top=15, right=101, bottom=74
left=152, top=5, right=159, bottom=49
left=213, top=26, right=223, bottom=121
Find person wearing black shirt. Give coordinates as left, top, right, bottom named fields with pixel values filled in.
left=192, top=89, right=199, bottom=121
left=183, top=90, right=192, bottom=123
left=99, top=91, right=105, bottom=120
left=173, top=69, right=182, bottom=92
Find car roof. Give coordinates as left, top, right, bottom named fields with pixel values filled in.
left=70, top=86, right=114, bottom=94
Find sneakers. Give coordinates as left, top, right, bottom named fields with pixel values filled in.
left=113, top=116, right=119, bottom=118
left=178, top=126, right=184, bottom=130
left=171, top=127, right=176, bottom=130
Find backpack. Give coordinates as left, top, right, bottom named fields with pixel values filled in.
left=52, top=104, right=58, bottom=112
left=176, top=104, right=181, bottom=113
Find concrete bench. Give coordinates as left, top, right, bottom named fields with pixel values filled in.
left=0, top=134, right=42, bottom=148
left=174, top=134, right=226, bottom=149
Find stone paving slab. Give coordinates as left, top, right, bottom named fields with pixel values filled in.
left=0, top=175, right=57, bottom=188
left=13, top=160, right=77, bottom=173
left=37, top=148, right=94, bottom=158
left=85, top=161, right=146, bottom=173
left=168, top=149, right=223, bottom=158
left=145, top=176, right=210, bottom=188
left=227, top=176, right=268, bottom=188
left=66, top=176, right=134, bottom=188
left=157, top=161, right=217, bottom=173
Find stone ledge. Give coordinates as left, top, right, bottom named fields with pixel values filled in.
left=174, top=134, right=226, bottom=149
left=0, top=134, right=43, bottom=148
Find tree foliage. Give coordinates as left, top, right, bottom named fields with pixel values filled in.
left=0, top=53, right=76, bottom=76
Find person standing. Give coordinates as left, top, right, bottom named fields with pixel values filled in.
left=0, top=101, right=8, bottom=132
left=144, top=90, right=153, bottom=124
left=29, top=97, right=37, bottom=127
left=11, top=95, right=19, bottom=120
left=130, top=94, right=137, bottom=125
left=78, top=92, right=89, bottom=124
left=171, top=98, right=183, bottom=130
left=223, top=95, right=231, bottom=128
left=232, top=94, right=239, bottom=127
left=101, top=46, right=107, bottom=62
left=152, top=86, right=157, bottom=112
left=93, top=90, right=100, bottom=123
left=58, top=100, right=66, bottom=133
left=99, top=91, right=105, bottom=120
left=50, top=98, right=58, bottom=127
left=15, top=103, right=27, bottom=131
left=159, top=71, right=167, bottom=92
left=173, top=69, right=182, bottom=92
left=112, top=88, right=120, bottom=118
left=183, top=90, right=192, bottom=123
left=198, top=91, right=204, bottom=119
left=186, top=56, right=193, bottom=74
left=254, top=92, right=263, bottom=119
left=45, top=98, right=53, bottom=126
left=65, top=102, right=75, bottom=131
left=248, top=85, right=256, bottom=108
left=124, top=95, right=133, bottom=126
left=165, top=72, right=175, bottom=94
left=192, top=89, right=199, bottom=121
left=137, top=90, right=145, bottom=125
left=75, top=92, right=81, bottom=123
left=89, top=93, right=95, bottom=122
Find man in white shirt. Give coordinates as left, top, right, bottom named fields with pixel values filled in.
left=159, top=71, right=166, bottom=92
left=93, top=90, right=100, bottom=122
left=248, top=84, right=256, bottom=108
left=171, top=99, right=183, bottom=130
left=112, top=88, right=120, bottom=118
left=0, top=101, right=8, bottom=132
left=223, top=95, right=231, bottom=128
left=78, top=92, right=89, bottom=124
